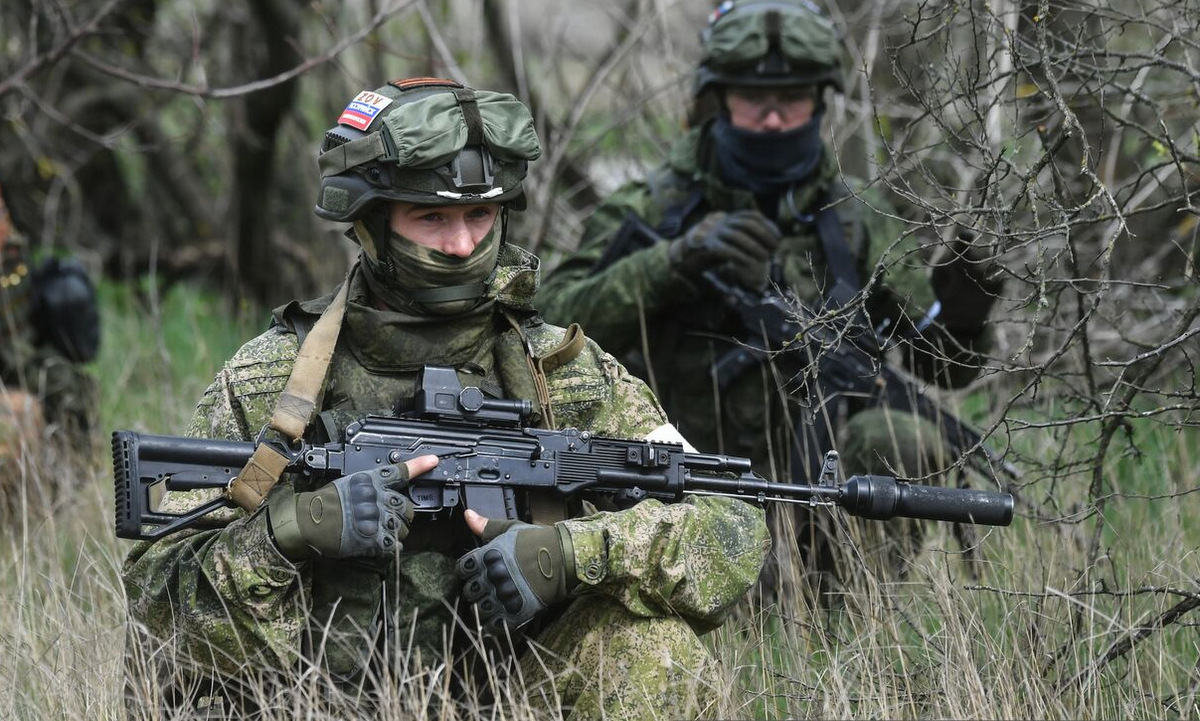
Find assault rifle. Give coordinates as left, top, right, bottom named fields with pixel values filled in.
left=113, top=366, right=1013, bottom=542
left=703, top=271, right=1021, bottom=483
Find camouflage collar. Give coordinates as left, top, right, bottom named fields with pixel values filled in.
left=488, top=243, right=541, bottom=312
left=272, top=243, right=543, bottom=337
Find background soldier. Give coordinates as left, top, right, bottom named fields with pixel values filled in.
left=536, top=0, right=1003, bottom=601
left=121, top=78, right=770, bottom=719
left=0, top=182, right=99, bottom=482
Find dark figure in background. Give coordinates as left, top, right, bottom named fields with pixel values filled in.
left=0, top=183, right=99, bottom=471
left=536, top=0, right=1003, bottom=602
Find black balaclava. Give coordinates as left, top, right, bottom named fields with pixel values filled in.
left=711, top=109, right=825, bottom=198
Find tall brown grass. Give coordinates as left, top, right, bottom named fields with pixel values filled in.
left=3, top=282, right=1197, bottom=720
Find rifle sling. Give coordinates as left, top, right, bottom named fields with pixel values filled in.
left=499, top=309, right=587, bottom=430
left=812, top=193, right=862, bottom=310
left=228, top=278, right=351, bottom=511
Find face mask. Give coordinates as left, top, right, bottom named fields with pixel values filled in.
left=712, top=110, right=825, bottom=195
left=362, top=221, right=502, bottom=316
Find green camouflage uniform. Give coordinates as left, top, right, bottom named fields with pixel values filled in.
left=122, top=244, right=770, bottom=719
left=536, top=126, right=993, bottom=590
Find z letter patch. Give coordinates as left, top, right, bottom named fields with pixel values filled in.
left=337, top=91, right=394, bottom=131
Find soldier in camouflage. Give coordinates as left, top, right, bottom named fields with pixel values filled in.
left=536, top=1, right=1003, bottom=600
left=121, top=78, right=770, bottom=719
left=0, top=183, right=98, bottom=472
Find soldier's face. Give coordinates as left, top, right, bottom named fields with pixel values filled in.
left=388, top=202, right=501, bottom=257
left=725, top=85, right=817, bottom=132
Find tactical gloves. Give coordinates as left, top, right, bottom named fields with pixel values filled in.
left=457, top=518, right=577, bottom=632
left=668, top=210, right=782, bottom=292
left=267, top=464, right=415, bottom=561
left=931, top=232, right=1004, bottom=333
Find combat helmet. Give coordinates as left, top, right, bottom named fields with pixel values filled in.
left=315, top=78, right=541, bottom=223
left=694, top=0, right=844, bottom=95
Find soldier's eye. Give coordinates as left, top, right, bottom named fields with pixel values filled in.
left=467, top=208, right=496, bottom=222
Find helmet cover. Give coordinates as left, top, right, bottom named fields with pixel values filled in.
left=695, top=0, right=844, bottom=95
left=315, top=78, right=542, bottom=222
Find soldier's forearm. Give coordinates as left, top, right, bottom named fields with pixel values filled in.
left=538, top=243, right=681, bottom=355
left=562, top=496, right=769, bottom=628
left=123, top=513, right=308, bottom=674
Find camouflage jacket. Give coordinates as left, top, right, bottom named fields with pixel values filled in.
left=122, top=244, right=769, bottom=682
left=536, top=124, right=993, bottom=477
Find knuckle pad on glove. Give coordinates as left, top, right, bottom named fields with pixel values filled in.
left=483, top=551, right=510, bottom=585
left=352, top=516, right=380, bottom=537
left=723, top=230, right=770, bottom=259
left=463, top=579, right=488, bottom=601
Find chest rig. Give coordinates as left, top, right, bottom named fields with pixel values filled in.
left=227, top=268, right=586, bottom=523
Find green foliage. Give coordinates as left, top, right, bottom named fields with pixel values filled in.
left=95, top=278, right=264, bottom=435
left=1, top=279, right=1198, bottom=718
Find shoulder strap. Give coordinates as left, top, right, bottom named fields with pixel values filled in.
left=498, top=310, right=588, bottom=432
left=589, top=181, right=707, bottom=275
left=654, top=185, right=706, bottom=239
left=227, top=278, right=351, bottom=511
left=813, top=192, right=861, bottom=310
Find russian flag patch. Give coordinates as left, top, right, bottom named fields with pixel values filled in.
left=337, top=90, right=394, bottom=131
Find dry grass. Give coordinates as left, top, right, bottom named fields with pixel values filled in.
left=2, top=282, right=1197, bottom=720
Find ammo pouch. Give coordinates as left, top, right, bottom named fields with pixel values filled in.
left=32, top=256, right=100, bottom=363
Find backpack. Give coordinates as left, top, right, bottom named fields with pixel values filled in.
left=32, top=256, right=100, bottom=363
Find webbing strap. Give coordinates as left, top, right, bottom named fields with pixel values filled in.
left=317, top=132, right=387, bottom=177
left=813, top=195, right=861, bottom=309
left=351, top=220, right=382, bottom=263
left=454, top=87, right=484, bottom=147
left=228, top=443, right=291, bottom=512
left=227, top=279, right=351, bottom=511
left=406, top=282, right=487, bottom=303
left=499, top=310, right=589, bottom=431
left=499, top=315, right=587, bottom=526
left=656, top=187, right=706, bottom=238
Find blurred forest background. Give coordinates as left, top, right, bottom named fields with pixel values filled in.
left=2, top=0, right=1200, bottom=717
left=2, top=0, right=1197, bottom=307
left=4, top=0, right=1195, bottom=494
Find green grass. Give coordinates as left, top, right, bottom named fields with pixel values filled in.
left=96, top=278, right=266, bottom=435
left=2, top=278, right=1198, bottom=719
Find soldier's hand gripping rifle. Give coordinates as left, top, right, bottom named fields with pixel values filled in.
left=703, top=271, right=1021, bottom=484
left=113, top=366, right=1014, bottom=542
left=594, top=211, right=1017, bottom=485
